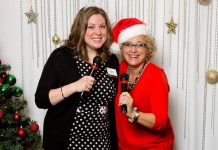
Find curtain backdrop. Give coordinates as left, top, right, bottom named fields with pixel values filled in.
left=0, top=0, right=217, bottom=149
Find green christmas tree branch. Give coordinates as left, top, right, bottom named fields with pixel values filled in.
left=0, top=60, right=42, bottom=150
left=0, top=64, right=11, bottom=73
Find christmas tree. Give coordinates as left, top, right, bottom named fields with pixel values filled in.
left=0, top=59, right=41, bottom=150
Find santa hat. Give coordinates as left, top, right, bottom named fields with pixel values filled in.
left=110, top=18, right=150, bottom=54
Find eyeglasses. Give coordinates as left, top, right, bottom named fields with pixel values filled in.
left=122, top=42, right=148, bottom=49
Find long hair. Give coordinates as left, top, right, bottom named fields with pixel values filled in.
left=64, top=6, right=113, bottom=62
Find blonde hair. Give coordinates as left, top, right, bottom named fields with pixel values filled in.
left=143, top=35, right=157, bottom=61
left=120, top=35, right=157, bottom=62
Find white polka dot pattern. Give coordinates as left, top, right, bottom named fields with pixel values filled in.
left=67, top=57, right=116, bottom=150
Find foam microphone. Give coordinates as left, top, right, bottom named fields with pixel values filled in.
left=80, top=56, right=102, bottom=98
left=120, top=73, right=129, bottom=113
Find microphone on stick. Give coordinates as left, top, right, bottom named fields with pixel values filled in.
left=80, top=56, right=102, bottom=98
left=120, top=73, right=129, bottom=113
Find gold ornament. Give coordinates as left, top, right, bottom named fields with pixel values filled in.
left=205, top=69, right=218, bottom=84
left=25, top=7, right=38, bottom=24
left=52, top=34, right=61, bottom=45
left=166, top=18, right=178, bottom=34
left=198, top=0, right=211, bottom=6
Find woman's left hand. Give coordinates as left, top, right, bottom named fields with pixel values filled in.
left=118, top=92, right=134, bottom=117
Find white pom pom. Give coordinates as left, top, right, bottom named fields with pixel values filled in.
left=110, top=42, right=120, bottom=54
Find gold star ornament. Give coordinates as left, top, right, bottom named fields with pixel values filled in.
left=166, top=18, right=178, bottom=34
left=25, top=7, right=38, bottom=24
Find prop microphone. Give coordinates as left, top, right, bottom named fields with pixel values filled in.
left=120, top=73, right=129, bottom=113
left=80, top=56, right=102, bottom=98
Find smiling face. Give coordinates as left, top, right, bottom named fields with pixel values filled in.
left=121, top=35, right=148, bottom=69
left=85, top=14, right=108, bottom=52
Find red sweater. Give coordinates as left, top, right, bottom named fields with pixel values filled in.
left=115, top=61, right=174, bottom=150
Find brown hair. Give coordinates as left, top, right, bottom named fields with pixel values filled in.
left=64, top=6, right=113, bottom=62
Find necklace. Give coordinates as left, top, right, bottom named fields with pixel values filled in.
left=127, top=62, right=147, bottom=91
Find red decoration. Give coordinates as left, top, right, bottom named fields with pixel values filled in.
left=0, top=72, right=8, bottom=83
left=17, top=128, right=26, bottom=137
left=29, top=122, right=39, bottom=132
left=0, top=77, right=3, bottom=84
left=13, top=112, right=21, bottom=122
left=0, top=110, right=3, bottom=120
left=0, top=72, right=8, bottom=79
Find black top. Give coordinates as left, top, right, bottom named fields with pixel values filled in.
left=35, top=46, right=119, bottom=150
left=67, top=57, right=116, bottom=149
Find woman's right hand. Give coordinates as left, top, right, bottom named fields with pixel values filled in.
left=48, top=76, right=95, bottom=106
left=74, top=76, right=95, bottom=93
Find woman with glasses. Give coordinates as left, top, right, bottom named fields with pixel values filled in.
left=110, top=18, right=174, bottom=150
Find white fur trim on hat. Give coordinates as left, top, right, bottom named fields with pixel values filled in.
left=118, top=24, right=149, bottom=43
left=110, top=42, right=120, bottom=54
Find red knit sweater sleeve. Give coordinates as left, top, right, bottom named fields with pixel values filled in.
left=148, top=65, right=170, bottom=131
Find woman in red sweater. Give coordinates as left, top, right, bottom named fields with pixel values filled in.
left=110, top=18, right=174, bottom=150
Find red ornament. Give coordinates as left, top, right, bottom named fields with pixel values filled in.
left=29, top=122, right=39, bottom=132
left=0, top=72, right=8, bottom=79
left=0, top=77, right=3, bottom=84
left=0, top=72, right=8, bottom=83
left=17, top=128, right=26, bottom=137
left=0, top=110, right=3, bottom=120
left=13, top=112, right=21, bottom=122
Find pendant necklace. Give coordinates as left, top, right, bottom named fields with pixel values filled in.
left=127, top=62, right=147, bottom=92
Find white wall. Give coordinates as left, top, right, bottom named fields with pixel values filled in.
left=0, top=0, right=218, bottom=149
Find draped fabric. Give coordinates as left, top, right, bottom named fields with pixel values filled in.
left=0, top=0, right=217, bottom=149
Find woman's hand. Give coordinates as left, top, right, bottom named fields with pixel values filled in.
left=118, top=92, right=155, bottom=128
left=118, top=92, right=135, bottom=117
left=74, top=76, right=95, bottom=93
left=49, top=76, right=95, bottom=106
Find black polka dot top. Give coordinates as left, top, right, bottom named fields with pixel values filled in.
left=67, top=57, right=116, bottom=150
